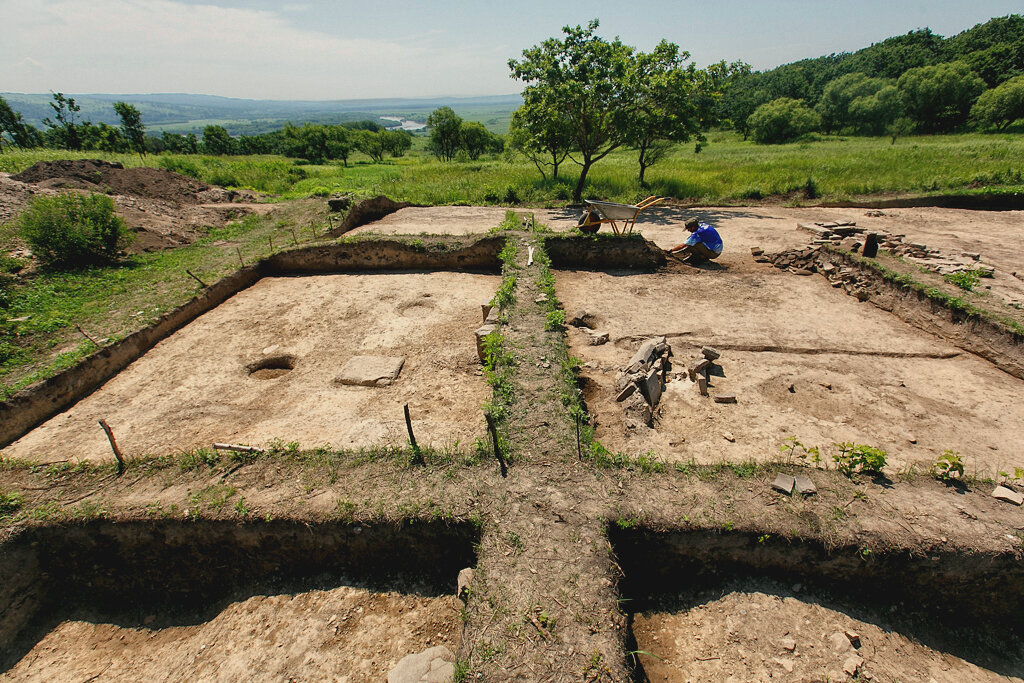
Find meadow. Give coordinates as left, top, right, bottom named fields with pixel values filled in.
left=2, top=131, right=1023, bottom=206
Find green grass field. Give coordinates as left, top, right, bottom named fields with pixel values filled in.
left=2, top=131, right=1022, bottom=206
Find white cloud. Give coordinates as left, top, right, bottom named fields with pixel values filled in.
left=0, top=0, right=514, bottom=98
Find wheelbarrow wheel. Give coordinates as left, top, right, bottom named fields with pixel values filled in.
left=577, top=210, right=600, bottom=234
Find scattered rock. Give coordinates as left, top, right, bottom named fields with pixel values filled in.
left=335, top=355, right=405, bottom=387
left=481, top=301, right=493, bottom=321
left=616, top=383, right=637, bottom=402
left=713, top=393, right=737, bottom=404
left=772, top=473, right=795, bottom=495
left=844, top=629, right=861, bottom=648
left=457, top=568, right=474, bottom=600
left=843, top=655, right=864, bottom=677
left=794, top=474, right=817, bottom=496
left=640, top=367, right=663, bottom=406
left=992, top=485, right=1024, bottom=506
left=475, top=324, right=498, bottom=362
left=829, top=632, right=852, bottom=653
left=772, top=657, right=794, bottom=673
left=701, top=345, right=721, bottom=361
left=780, top=638, right=796, bottom=652
left=696, top=374, right=709, bottom=396
left=387, top=646, right=455, bottom=683
left=587, top=331, right=609, bottom=346
left=723, top=431, right=735, bottom=443
left=751, top=246, right=764, bottom=256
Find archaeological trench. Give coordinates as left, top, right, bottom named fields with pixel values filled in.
left=1, top=203, right=1023, bottom=682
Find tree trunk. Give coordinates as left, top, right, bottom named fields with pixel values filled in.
left=572, top=158, right=593, bottom=203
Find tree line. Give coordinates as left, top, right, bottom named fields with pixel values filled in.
left=0, top=92, right=416, bottom=164
left=717, top=14, right=1024, bottom=141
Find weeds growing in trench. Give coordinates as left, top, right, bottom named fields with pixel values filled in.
left=0, top=489, right=23, bottom=516
left=932, top=450, right=966, bottom=483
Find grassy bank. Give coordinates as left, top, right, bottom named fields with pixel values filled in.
left=2, top=131, right=1023, bottom=205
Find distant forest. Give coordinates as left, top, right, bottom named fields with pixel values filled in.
left=717, top=14, right=1024, bottom=137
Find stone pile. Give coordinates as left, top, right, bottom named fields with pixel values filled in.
left=766, top=246, right=874, bottom=301
left=614, top=336, right=670, bottom=428
left=796, top=220, right=862, bottom=239
left=677, top=345, right=736, bottom=403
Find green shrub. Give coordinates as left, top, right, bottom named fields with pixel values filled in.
left=17, top=192, right=133, bottom=269
left=944, top=270, right=980, bottom=291
left=932, top=450, right=965, bottom=482
left=833, top=442, right=887, bottom=476
left=748, top=98, right=822, bottom=144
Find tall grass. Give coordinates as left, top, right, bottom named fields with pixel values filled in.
left=2, top=131, right=1022, bottom=204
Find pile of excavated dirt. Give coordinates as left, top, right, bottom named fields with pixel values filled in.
left=2, top=160, right=272, bottom=252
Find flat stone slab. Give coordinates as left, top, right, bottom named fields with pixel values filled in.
left=713, top=393, right=737, bottom=404
left=794, top=474, right=817, bottom=495
left=335, top=355, right=405, bottom=387
left=387, top=646, right=455, bottom=683
left=772, top=473, right=795, bottom=495
left=992, top=485, right=1024, bottom=506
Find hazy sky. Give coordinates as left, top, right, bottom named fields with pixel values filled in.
left=2, top=0, right=1021, bottom=100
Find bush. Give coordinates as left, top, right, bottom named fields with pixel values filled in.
left=748, top=98, right=821, bottom=144
left=18, top=192, right=133, bottom=269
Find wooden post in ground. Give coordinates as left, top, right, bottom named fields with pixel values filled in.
left=74, top=324, right=100, bottom=346
left=235, top=246, right=245, bottom=267
left=484, top=412, right=507, bottom=478
left=186, top=269, right=208, bottom=288
left=404, top=404, right=424, bottom=465
left=98, top=419, right=125, bottom=475
left=290, top=227, right=299, bottom=245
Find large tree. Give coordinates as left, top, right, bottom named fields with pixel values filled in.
left=506, top=103, right=571, bottom=181
left=897, top=61, right=986, bottom=132
left=509, top=20, right=636, bottom=202
left=426, top=106, right=462, bottom=161
left=202, top=125, right=235, bottom=155
left=971, top=74, right=1024, bottom=129
left=42, top=92, right=83, bottom=151
left=0, top=96, right=31, bottom=152
left=624, top=40, right=702, bottom=186
left=112, top=101, right=146, bottom=158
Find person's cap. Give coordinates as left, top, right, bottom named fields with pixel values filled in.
left=684, top=218, right=700, bottom=229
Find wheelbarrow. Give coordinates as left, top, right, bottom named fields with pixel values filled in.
left=576, top=196, right=666, bottom=235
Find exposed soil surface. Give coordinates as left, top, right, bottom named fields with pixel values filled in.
left=5, top=585, right=460, bottom=683
left=1, top=160, right=273, bottom=251
left=350, top=206, right=511, bottom=236
left=633, top=579, right=1023, bottom=682
left=557, top=266, right=1024, bottom=474
left=3, top=201, right=1024, bottom=682
left=2, top=272, right=499, bottom=462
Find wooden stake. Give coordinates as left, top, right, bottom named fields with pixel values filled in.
left=290, top=227, right=299, bottom=245
left=309, top=222, right=317, bottom=238
left=484, top=412, right=507, bottom=478
left=235, top=246, right=245, bottom=267
left=576, top=413, right=582, bottom=460
left=186, top=269, right=208, bottom=288
left=98, top=419, right=125, bottom=475
left=404, top=404, right=424, bottom=465
left=74, top=323, right=100, bottom=346
left=268, top=235, right=274, bottom=251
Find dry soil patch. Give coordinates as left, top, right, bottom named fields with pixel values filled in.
left=4, top=585, right=461, bottom=683
left=2, top=272, right=499, bottom=463
left=557, top=266, right=1024, bottom=473
left=349, top=206, right=510, bottom=235
left=633, top=580, right=1022, bottom=682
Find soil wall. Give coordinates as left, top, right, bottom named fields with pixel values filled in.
left=611, top=527, right=1024, bottom=626
left=0, top=519, right=478, bottom=669
left=823, top=249, right=1024, bottom=379
left=544, top=235, right=666, bottom=271
left=265, top=237, right=504, bottom=274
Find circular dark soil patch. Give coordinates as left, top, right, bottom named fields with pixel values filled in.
left=247, top=355, right=295, bottom=380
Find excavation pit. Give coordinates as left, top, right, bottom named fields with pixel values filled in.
left=2, top=271, right=500, bottom=463
left=610, top=527, right=1024, bottom=681
left=246, top=354, right=296, bottom=380
left=556, top=265, right=1024, bottom=473
left=0, top=519, right=478, bottom=680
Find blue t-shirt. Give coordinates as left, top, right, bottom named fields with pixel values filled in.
left=684, top=222, right=723, bottom=255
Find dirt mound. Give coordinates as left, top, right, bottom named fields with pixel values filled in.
left=12, top=159, right=218, bottom=204
left=3, top=161, right=272, bottom=253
